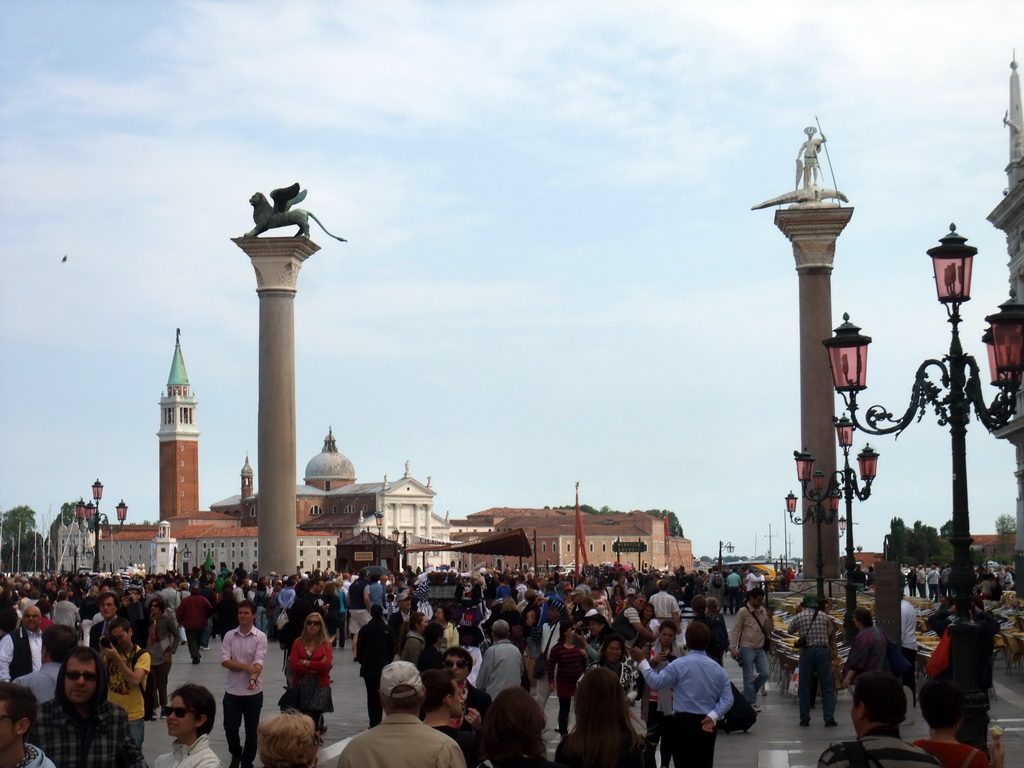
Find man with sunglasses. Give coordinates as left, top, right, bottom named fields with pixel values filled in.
left=32, top=647, right=145, bottom=768
left=0, top=681, right=57, bottom=768
left=221, top=599, right=267, bottom=768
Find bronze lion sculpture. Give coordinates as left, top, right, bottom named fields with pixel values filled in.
left=244, top=183, right=347, bottom=242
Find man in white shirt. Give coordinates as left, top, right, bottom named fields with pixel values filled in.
left=0, top=606, right=43, bottom=681
left=899, top=597, right=919, bottom=723
left=649, top=581, right=680, bottom=625
left=221, top=600, right=267, bottom=768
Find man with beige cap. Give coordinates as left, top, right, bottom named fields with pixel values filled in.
left=337, top=661, right=466, bottom=768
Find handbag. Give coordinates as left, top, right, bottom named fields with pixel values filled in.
left=885, top=639, right=912, bottom=675
left=925, top=628, right=951, bottom=678
left=533, top=626, right=557, bottom=680
left=277, top=685, right=301, bottom=710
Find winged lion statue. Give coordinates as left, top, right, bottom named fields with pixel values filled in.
left=243, top=183, right=347, bottom=242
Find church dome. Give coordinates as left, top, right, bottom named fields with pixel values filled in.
left=304, top=428, right=355, bottom=483
left=241, top=455, right=253, bottom=476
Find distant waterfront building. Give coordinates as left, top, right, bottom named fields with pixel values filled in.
left=448, top=508, right=693, bottom=572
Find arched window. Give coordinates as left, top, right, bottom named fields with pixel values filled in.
left=309, top=505, right=323, bottom=516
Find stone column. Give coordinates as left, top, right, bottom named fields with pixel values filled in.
left=775, top=208, right=854, bottom=580
left=232, top=236, right=321, bottom=577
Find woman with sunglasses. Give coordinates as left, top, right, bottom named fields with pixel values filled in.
left=442, top=645, right=490, bottom=733
left=155, top=683, right=220, bottom=768
left=288, top=610, right=334, bottom=736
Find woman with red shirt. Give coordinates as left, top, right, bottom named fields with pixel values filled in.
left=547, top=620, right=588, bottom=737
left=289, top=610, right=334, bottom=736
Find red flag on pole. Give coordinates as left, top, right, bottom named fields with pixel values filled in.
left=664, top=514, right=670, bottom=538
left=575, top=482, right=589, bottom=575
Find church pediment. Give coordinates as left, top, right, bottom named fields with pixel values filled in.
left=385, top=476, right=435, bottom=497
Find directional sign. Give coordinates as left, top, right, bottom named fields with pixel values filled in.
left=612, top=540, right=648, bottom=554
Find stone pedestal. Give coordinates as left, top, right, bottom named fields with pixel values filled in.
left=232, top=236, right=321, bottom=577
left=775, top=207, right=854, bottom=578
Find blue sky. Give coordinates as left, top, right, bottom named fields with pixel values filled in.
left=2, top=1, right=1022, bottom=562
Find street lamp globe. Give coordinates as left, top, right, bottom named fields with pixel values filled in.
left=794, top=449, right=815, bottom=482
left=985, top=291, right=1024, bottom=385
left=857, top=445, right=879, bottom=480
left=823, top=314, right=872, bottom=392
left=927, top=224, right=976, bottom=304
left=784, top=492, right=798, bottom=514
left=834, top=415, right=854, bottom=448
left=92, top=479, right=104, bottom=502
left=116, top=500, right=128, bottom=523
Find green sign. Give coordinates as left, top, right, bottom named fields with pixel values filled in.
left=612, top=540, right=647, bottom=554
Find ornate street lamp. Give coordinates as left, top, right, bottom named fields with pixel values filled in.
left=374, top=511, right=384, bottom=565
left=786, top=449, right=849, bottom=600
left=832, top=414, right=879, bottom=642
left=717, top=540, right=734, bottom=571
left=822, top=225, right=1024, bottom=749
left=76, top=480, right=128, bottom=572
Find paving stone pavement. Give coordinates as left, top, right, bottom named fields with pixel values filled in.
left=136, top=615, right=1024, bottom=768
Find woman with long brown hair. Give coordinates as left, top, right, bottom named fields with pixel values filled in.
left=478, top=686, right=565, bottom=768
left=288, top=608, right=334, bottom=736
left=398, top=611, right=427, bottom=665
left=556, top=667, right=648, bottom=768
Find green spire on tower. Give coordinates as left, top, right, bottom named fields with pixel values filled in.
left=167, top=327, right=189, bottom=386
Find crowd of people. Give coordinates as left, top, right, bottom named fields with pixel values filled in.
left=0, top=559, right=1011, bottom=768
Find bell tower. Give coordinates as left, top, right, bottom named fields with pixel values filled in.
left=158, top=329, right=200, bottom=520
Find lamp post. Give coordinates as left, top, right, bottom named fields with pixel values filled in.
left=75, top=480, right=128, bottom=573
left=717, top=541, right=734, bottom=571
left=374, top=511, right=384, bottom=565
left=180, top=544, right=192, bottom=574
left=834, top=414, right=879, bottom=642
left=821, top=225, right=1024, bottom=750
left=391, top=527, right=401, bottom=571
left=785, top=458, right=841, bottom=600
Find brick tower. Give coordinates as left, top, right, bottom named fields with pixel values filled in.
left=158, top=329, right=200, bottom=520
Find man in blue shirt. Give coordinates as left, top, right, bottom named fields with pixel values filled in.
left=630, top=621, right=732, bottom=768
left=366, top=573, right=385, bottom=612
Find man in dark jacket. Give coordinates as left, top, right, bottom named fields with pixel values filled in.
left=176, top=584, right=213, bottom=664
left=356, top=604, right=394, bottom=728
left=30, top=646, right=145, bottom=768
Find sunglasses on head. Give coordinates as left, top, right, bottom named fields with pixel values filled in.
left=66, top=671, right=98, bottom=682
left=167, top=707, right=193, bottom=719
left=443, top=659, right=469, bottom=669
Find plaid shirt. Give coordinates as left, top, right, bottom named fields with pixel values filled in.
left=788, top=608, right=833, bottom=647
left=31, top=698, right=146, bottom=768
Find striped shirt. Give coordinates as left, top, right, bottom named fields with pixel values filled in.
left=817, top=730, right=942, bottom=768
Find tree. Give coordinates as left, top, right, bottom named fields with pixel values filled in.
left=906, top=520, right=941, bottom=564
left=2, top=506, right=37, bottom=571
left=888, top=517, right=907, bottom=562
left=995, top=513, right=1016, bottom=556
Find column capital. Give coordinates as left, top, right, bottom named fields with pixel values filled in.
left=774, top=207, right=854, bottom=271
left=232, top=236, right=321, bottom=292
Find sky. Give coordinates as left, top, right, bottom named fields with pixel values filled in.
left=2, top=1, right=1023, bottom=563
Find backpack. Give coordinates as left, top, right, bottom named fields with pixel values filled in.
left=610, top=611, right=638, bottom=643
left=710, top=573, right=724, bottom=590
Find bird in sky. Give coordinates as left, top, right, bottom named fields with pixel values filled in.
left=61, top=255, right=67, bottom=262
